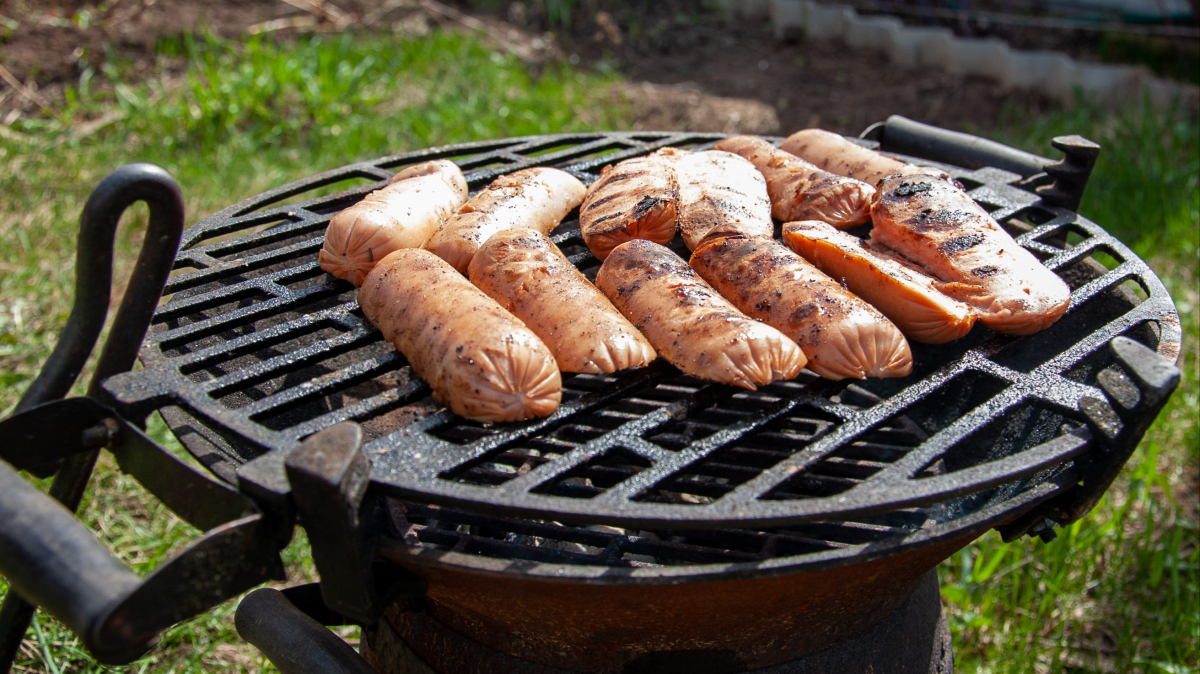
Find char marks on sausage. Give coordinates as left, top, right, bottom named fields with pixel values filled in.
left=596, top=239, right=806, bottom=389
left=870, top=174, right=1070, bottom=335
left=715, top=135, right=875, bottom=228
left=691, top=234, right=912, bottom=380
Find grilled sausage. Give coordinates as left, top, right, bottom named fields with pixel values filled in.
left=469, top=228, right=657, bottom=374
left=580, top=149, right=681, bottom=260
left=780, top=129, right=947, bottom=187
left=320, top=160, right=468, bottom=286
left=359, top=249, right=562, bottom=423
left=595, top=240, right=806, bottom=389
left=870, top=175, right=1071, bottom=335
left=715, top=136, right=875, bottom=228
left=782, top=221, right=976, bottom=344
left=690, top=234, right=912, bottom=380
left=675, top=149, right=774, bottom=251
left=426, top=167, right=586, bottom=273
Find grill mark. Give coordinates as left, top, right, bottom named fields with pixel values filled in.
left=891, top=181, right=933, bottom=198
left=632, top=195, right=670, bottom=218
left=971, top=265, right=1002, bottom=277
left=585, top=193, right=623, bottom=211
left=600, top=170, right=649, bottom=186
left=940, top=234, right=985, bottom=255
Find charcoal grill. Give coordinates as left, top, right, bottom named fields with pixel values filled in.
left=0, top=117, right=1182, bottom=674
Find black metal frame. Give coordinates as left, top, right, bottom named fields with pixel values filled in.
left=0, top=120, right=1181, bottom=672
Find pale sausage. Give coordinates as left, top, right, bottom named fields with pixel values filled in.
left=469, top=228, right=657, bottom=374
left=781, top=129, right=947, bottom=187
left=359, top=249, right=562, bottom=423
left=715, top=136, right=875, bottom=228
left=320, top=160, right=468, bottom=286
left=426, top=167, right=586, bottom=273
left=674, top=149, right=775, bottom=251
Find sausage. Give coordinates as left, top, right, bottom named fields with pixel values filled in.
left=870, top=175, right=1071, bottom=335
left=715, top=136, right=875, bottom=228
left=780, top=129, right=947, bottom=187
left=674, top=149, right=774, bottom=251
left=425, top=167, right=586, bottom=273
left=359, top=249, right=562, bottom=423
left=319, top=160, right=468, bottom=286
left=690, top=234, right=912, bottom=380
left=580, top=149, right=681, bottom=260
left=468, top=228, right=657, bottom=374
left=595, top=240, right=806, bottom=389
left=782, top=221, right=976, bottom=344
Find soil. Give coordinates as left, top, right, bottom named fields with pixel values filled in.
left=0, top=0, right=1056, bottom=137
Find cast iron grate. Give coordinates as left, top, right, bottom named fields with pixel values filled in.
left=100, top=132, right=1180, bottom=532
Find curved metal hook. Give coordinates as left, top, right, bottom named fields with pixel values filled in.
left=0, top=164, right=184, bottom=673
left=15, top=163, right=184, bottom=412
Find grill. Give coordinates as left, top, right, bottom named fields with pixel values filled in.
left=0, top=118, right=1182, bottom=674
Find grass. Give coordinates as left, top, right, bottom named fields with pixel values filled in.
left=0, top=27, right=1196, bottom=673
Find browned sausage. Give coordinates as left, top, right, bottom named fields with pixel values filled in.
left=320, top=160, right=468, bottom=286
left=468, top=228, right=657, bottom=374
left=870, top=175, right=1070, bottom=335
left=780, top=129, right=947, bottom=187
left=782, top=221, right=977, bottom=344
left=595, top=240, right=806, bottom=389
left=579, top=149, right=682, bottom=260
left=425, top=167, right=586, bottom=273
left=674, top=149, right=775, bottom=251
left=359, top=249, right=562, bottom=423
left=690, top=234, right=912, bottom=380
left=715, top=136, right=875, bottom=228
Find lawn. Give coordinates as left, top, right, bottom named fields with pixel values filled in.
left=0, top=28, right=1195, bottom=674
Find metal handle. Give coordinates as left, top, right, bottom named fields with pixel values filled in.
left=0, top=163, right=185, bottom=671
left=865, top=115, right=1052, bottom=177
left=236, top=589, right=377, bottom=674
left=17, top=163, right=184, bottom=413
left=0, top=461, right=149, bottom=662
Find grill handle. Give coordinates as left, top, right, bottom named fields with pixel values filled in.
left=0, top=460, right=148, bottom=663
left=863, top=115, right=1051, bottom=177
left=236, top=589, right=377, bottom=674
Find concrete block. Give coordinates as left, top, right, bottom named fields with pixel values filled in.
left=844, top=14, right=903, bottom=52
left=771, top=0, right=806, bottom=40
left=944, top=37, right=1012, bottom=82
left=886, top=27, right=952, bottom=68
left=1004, top=50, right=1075, bottom=96
left=805, top=2, right=853, bottom=40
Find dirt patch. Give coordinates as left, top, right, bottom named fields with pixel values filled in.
left=0, top=0, right=1056, bottom=138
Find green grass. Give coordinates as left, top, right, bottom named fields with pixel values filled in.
left=0, top=27, right=1196, bottom=673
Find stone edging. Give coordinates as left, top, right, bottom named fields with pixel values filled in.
left=718, top=0, right=1198, bottom=109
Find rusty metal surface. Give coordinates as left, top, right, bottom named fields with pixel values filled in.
left=363, top=562, right=958, bottom=674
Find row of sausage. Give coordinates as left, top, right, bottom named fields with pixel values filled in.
left=318, top=130, right=1071, bottom=423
